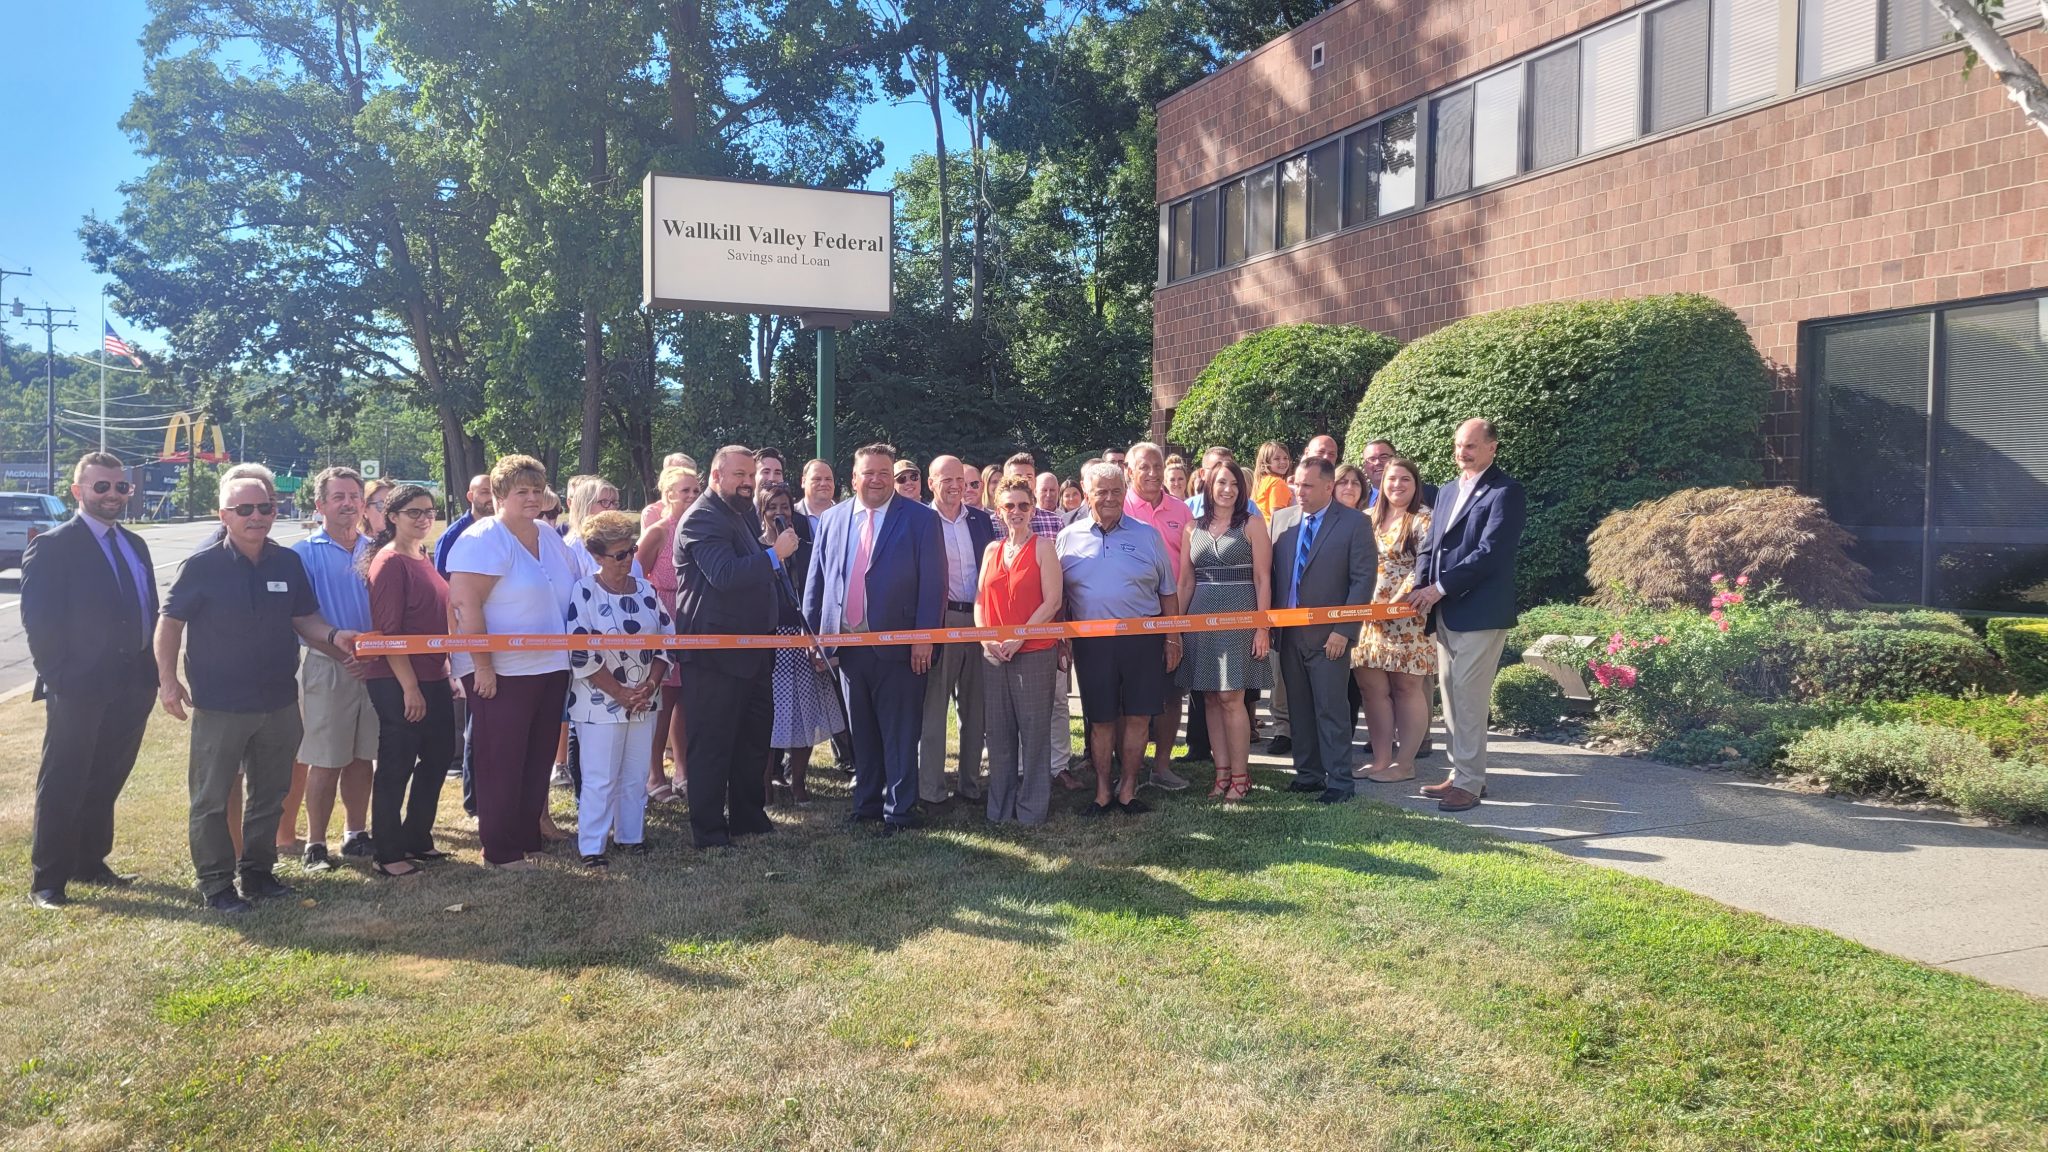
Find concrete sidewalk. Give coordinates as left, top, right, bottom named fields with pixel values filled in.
left=1240, top=730, right=2048, bottom=998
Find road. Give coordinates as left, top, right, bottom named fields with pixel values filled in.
left=0, top=517, right=316, bottom=698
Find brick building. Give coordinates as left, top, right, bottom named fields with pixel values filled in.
left=1151, top=0, right=2048, bottom=609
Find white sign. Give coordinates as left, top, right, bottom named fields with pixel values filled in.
left=642, top=173, right=893, bottom=319
left=360, top=459, right=381, bottom=480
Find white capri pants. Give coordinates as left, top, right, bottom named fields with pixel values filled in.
left=572, top=713, right=660, bottom=857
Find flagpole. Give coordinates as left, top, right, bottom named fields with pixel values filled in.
left=98, top=289, right=107, bottom=452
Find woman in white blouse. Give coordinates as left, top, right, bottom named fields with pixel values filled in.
left=446, top=455, right=580, bottom=871
left=565, top=511, right=673, bottom=867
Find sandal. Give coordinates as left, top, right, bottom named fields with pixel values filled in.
left=1224, top=767, right=1251, bottom=804
left=372, top=859, right=421, bottom=878
left=408, top=847, right=451, bottom=861
left=1209, top=767, right=1230, bottom=798
left=648, top=782, right=674, bottom=804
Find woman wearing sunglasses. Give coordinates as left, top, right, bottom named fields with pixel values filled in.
left=975, top=476, right=1064, bottom=825
left=565, top=510, right=674, bottom=867
left=358, top=484, right=454, bottom=876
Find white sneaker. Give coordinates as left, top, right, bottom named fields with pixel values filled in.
left=550, top=764, right=573, bottom=789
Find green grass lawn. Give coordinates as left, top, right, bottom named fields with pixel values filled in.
left=2, top=695, right=2045, bottom=1150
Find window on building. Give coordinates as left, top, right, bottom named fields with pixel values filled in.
left=1277, top=154, right=1309, bottom=246
left=1190, top=188, right=1217, bottom=273
left=1220, top=179, right=1247, bottom=265
left=1807, top=292, right=2048, bottom=610
left=1580, top=18, right=1643, bottom=152
left=1168, top=199, right=1194, bottom=281
left=1800, top=0, right=1879, bottom=82
left=1712, top=0, right=1781, bottom=110
left=1378, top=108, right=1419, bottom=215
left=1343, top=124, right=1381, bottom=226
left=1307, top=140, right=1342, bottom=238
left=1883, top=0, right=1948, bottom=58
left=1472, top=66, right=1524, bottom=186
left=1246, top=166, right=1277, bottom=256
left=1528, top=45, right=1581, bottom=170
left=1647, top=0, right=1712, bottom=133
left=1430, top=87, right=1474, bottom=200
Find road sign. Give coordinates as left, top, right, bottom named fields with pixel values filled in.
left=360, top=460, right=381, bottom=480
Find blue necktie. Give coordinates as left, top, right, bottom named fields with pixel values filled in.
left=1289, top=511, right=1318, bottom=609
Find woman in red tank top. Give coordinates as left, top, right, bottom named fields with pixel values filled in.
left=976, top=476, right=1065, bottom=825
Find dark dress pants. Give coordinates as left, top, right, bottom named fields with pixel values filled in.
left=465, top=670, right=570, bottom=865
left=1278, top=633, right=1356, bottom=796
left=839, top=646, right=925, bottom=824
left=366, top=677, right=457, bottom=864
left=31, top=662, right=155, bottom=893
left=681, top=657, right=774, bottom=847
left=1183, top=689, right=1212, bottom=760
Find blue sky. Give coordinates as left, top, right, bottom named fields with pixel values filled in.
left=0, top=2, right=961, bottom=360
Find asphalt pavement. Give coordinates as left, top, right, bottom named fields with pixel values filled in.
left=0, top=517, right=315, bottom=699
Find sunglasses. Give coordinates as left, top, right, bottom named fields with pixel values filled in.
left=896, top=472, right=920, bottom=481
left=227, top=502, right=276, bottom=517
left=395, top=506, right=437, bottom=521
left=592, top=496, right=618, bottom=508
left=592, top=545, right=636, bottom=562
left=1001, top=501, right=1032, bottom=512
left=89, top=480, right=133, bottom=495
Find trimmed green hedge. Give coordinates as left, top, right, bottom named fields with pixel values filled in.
left=1491, top=663, right=1564, bottom=732
left=1344, top=295, right=1770, bottom=605
left=1784, top=720, right=2048, bottom=822
left=1170, top=323, right=1401, bottom=462
left=1865, top=692, right=2048, bottom=762
left=1793, top=627, right=2008, bottom=705
left=1987, top=618, right=2048, bottom=692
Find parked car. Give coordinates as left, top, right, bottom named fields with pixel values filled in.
left=0, top=493, right=69, bottom=570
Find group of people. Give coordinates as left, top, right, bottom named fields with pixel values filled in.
left=20, top=419, right=1525, bottom=913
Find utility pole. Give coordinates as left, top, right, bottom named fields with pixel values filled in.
left=0, top=268, right=30, bottom=378
left=16, top=302, right=77, bottom=496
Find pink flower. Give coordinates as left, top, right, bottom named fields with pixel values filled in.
left=1716, top=620, right=1731, bottom=632
left=1653, top=635, right=1669, bottom=645
left=1735, top=574, right=1750, bottom=587
left=1709, top=608, right=1725, bottom=622
left=1614, top=665, right=1639, bottom=688
left=1710, top=572, right=1725, bottom=584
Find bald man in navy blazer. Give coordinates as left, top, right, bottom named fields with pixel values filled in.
left=805, top=443, right=946, bottom=835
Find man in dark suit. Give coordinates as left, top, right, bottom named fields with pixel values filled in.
left=1268, top=456, right=1376, bottom=804
left=21, top=452, right=160, bottom=908
left=1410, top=419, right=1526, bottom=812
left=1362, top=438, right=1441, bottom=509
left=674, top=444, right=799, bottom=848
left=805, top=443, right=946, bottom=835
left=920, top=455, right=999, bottom=805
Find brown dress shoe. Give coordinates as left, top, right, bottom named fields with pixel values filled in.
left=1436, top=786, right=1481, bottom=812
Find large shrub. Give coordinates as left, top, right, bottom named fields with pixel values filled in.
left=1169, top=323, right=1400, bottom=461
left=1344, top=295, right=1770, bottom=605
left=1865, top=692, right=2048, bottom=762
left=1784, top=720, right=2048, bottom=821
left=1987, top=618, right=2048, bottom=692
left=1504, top=603, right=1628, bottom=663
left=1793, top=627, right=2008, bottom=705
left=1492, top=664, right=1565, bottom=732
left=1585, top=486, right=1871, bottom=610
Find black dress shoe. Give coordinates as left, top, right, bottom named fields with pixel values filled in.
left=1115, top=797, right=1152, bottom=815
left=694, top=835, right=734, bottom=849
left=845, top=811, right=883, bottom=825
left=889, top=811, right=928, bottom=831
left=77, top=867, right=137, bottom=888
left=1286, top=780, right=1323, bottom=794
left=239, top=871, right=297, bottom=900
left=1315, top=789, right=1354, bottom=805
left=29, top=888, right=68, bottom=910
left=206, top=889, right=253, bottom=915
left=1266, top=735, right=1293, bottom=755
left=1079, top=800, right=1115, bottom=817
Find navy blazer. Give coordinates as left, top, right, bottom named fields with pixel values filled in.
left=21, top=515, right=161, bottom=698
left=1415, top=464, right=1526, bottom=633
left=673, top=490, right=781, bottom=678
left=804, top=494, right=946, bottom=660
left=932, top=502, right=999, bottom=597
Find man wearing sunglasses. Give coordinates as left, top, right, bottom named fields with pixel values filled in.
left=156, top=466, right=362, bottom=914
left=20, top=453, right=159, bottom=910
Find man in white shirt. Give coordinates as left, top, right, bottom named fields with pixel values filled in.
left=919, top=456, right=998, bottom=805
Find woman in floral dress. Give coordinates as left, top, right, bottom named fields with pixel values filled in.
left=1352, top=458, right=1437, bottom=784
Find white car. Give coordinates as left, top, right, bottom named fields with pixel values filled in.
left=0, top=493, right=68, bottom=571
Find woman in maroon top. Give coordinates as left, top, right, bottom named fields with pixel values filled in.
left=360, top=483, right=456, bottom=875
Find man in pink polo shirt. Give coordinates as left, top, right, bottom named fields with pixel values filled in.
left=1123, top=441, right=1193, bottom=793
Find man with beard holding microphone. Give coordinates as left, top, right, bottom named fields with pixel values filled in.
left=673, top=445, right=798, bottom=849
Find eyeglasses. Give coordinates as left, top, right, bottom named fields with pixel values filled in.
left=896, top=472, right=920, bottom=482
left=395, top=506, right=437, bottom=521
left=1001, top=501, right=1032, bottom=512
left=592, top=545, right=636, bottom=562
left=227, top=502, right=276, bottom=517
left=368, top=499, right=387, bottom=511
left=89, top=480, right=133, bottom=495
left=592, top=496, right=618, bottom=509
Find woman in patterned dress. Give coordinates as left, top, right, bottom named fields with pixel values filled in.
left=756, top=483, right=843, bottom=805
left=1352, top=458, right=1438, bottom=784
left=566, top=511, right=673, bottom=868
left=1174, top=460, right=1272, bottom=802
left=635, top=464, right=700, bottom=804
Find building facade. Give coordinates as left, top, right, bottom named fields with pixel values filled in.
left=1151, top=0, right=2048, bottom=610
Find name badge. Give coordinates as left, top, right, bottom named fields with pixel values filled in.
left=267, top=581, right=289, bottom=593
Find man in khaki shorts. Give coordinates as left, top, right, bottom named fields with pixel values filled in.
left=289, top=467, right=379, bottom=869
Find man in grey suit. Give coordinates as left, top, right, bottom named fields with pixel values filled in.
left=1269, top=456, right=1376, bottom=804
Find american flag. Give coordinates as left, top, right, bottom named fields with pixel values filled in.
left=102, top=321, right=142, bottom=367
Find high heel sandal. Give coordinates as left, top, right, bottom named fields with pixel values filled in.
left=1209, top=766, right=1230, bottom=798
left=1224, top=766, right=1251, bottom=803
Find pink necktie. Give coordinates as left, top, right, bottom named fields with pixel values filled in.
left=846, top=509, right=875, bottom=626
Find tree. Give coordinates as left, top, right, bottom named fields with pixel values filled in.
left=1926, top=0, right=2048, bottom=139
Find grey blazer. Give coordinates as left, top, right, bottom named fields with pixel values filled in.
left=1269, top=501, right=1377, bottom=650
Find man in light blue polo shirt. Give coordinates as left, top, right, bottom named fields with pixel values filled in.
left=1056, top=462, right=1180, bottom=817
left=287, top=466, right=377, bottom=870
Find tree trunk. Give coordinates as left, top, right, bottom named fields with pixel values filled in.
left=666, top=0, right=701, bottom=156
left=1925, top=0, right=2048, bottom=139
left=968, top=84, right=986, bottom=330
left=925, top=51, right=953, bottom=318
left=579, top=119, right=608, bottom=476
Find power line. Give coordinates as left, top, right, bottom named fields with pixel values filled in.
left=13, top=301, right=77, bottom=494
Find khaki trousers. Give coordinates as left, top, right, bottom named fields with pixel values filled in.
left=1434, top=625, right=1509, bottom=794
